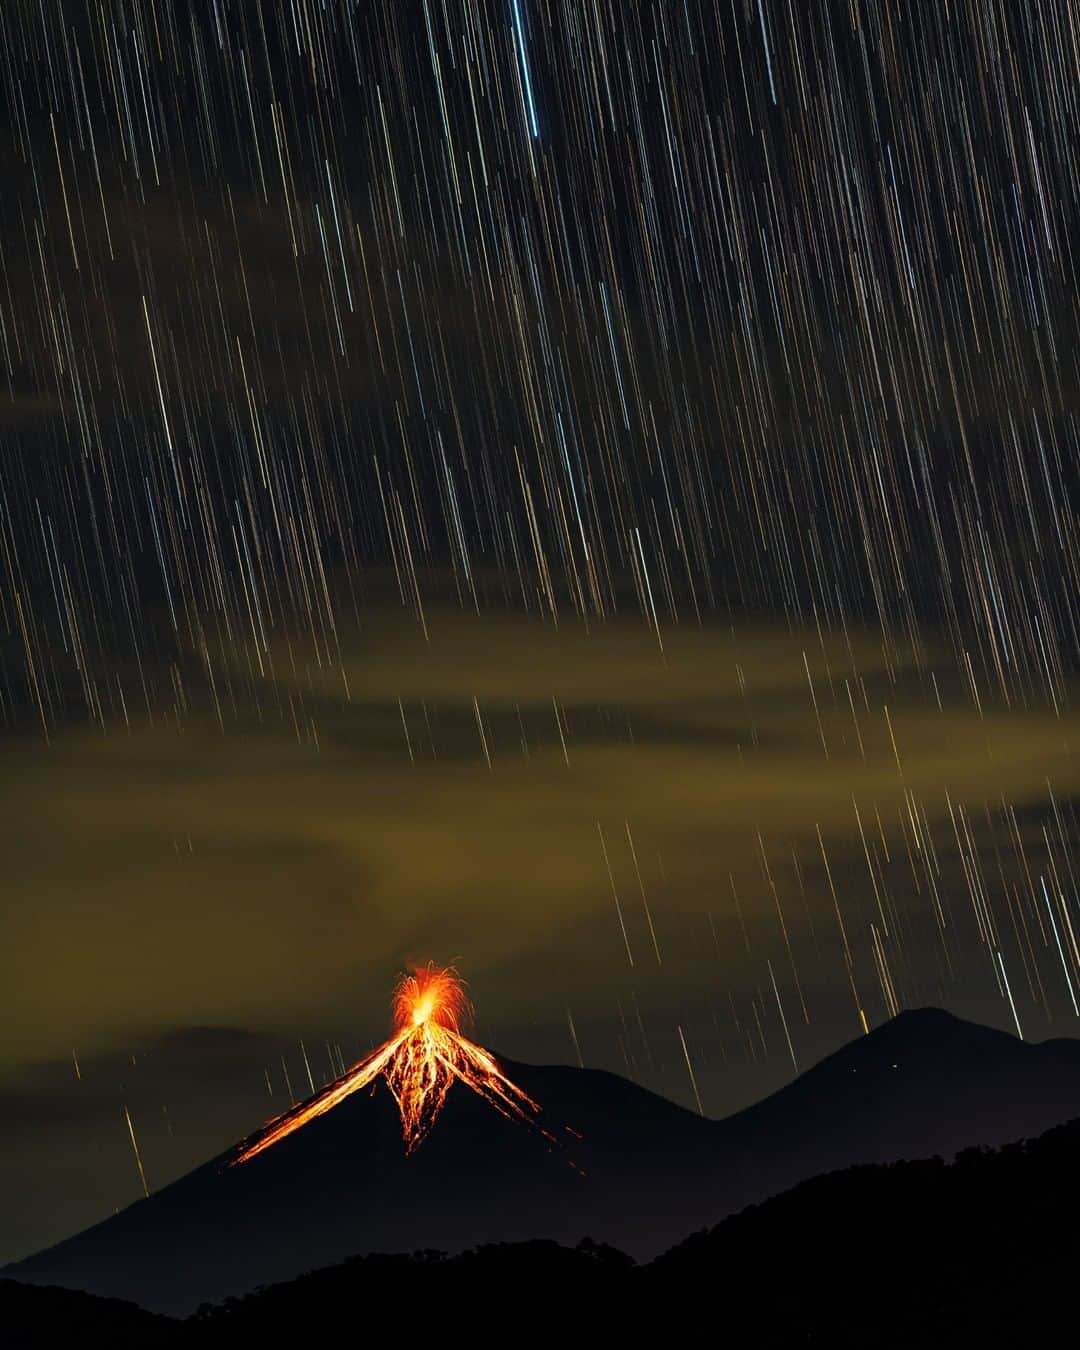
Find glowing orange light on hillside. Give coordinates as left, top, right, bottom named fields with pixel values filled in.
left=232, top=964, right=548, bottom=1165
left=393, top=964, right=469, bottom=1034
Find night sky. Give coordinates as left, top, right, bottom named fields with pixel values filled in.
left=2, top=1, right=1079, bottom=1265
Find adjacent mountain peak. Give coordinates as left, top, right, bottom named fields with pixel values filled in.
left=871, top=1005, right=1000, bottom=1039
left=881, top=1005, right=963, bottom=1029
left=817, top=1005, right=1022, bottom=1069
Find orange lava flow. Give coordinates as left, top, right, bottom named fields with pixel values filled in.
left=232, top=965, right=546, bottom=1165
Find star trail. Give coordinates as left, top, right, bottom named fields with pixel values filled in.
left=1, top=0, right=1079, bottom=1266
left=0, top=0, right=1076, bottom=715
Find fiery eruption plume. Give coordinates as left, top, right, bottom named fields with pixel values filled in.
left=232, top=965, right=546, bottom=1164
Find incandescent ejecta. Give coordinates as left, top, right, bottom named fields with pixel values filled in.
left=233, top=965, right=549, bottom=1165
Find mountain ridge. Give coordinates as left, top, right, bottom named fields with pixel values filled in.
left=8, top=1112, right=1080, bottom=1346
left=8, top=1006, right=1080, bottom=1314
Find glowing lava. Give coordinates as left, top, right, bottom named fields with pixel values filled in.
left=232, top=964, right=546, bottom=1164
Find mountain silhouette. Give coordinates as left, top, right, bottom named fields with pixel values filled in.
left=1, top=1278, right=179, bottom=1349
left=8, top=1112, right=1080, bottom=1347
left=196, top=1113, right=1080, bottom=1347
left=7, top=1008, right=1080, bottom=1315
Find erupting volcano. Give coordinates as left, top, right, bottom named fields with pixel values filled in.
left=232, top=965, right=547, bottom=1164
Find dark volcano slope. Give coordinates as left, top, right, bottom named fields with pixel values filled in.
left=8, top=1008, right=1080, bottom=1315
left=5, top=1058, right=718, bottom=1314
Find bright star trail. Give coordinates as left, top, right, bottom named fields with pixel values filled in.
left=511, top=0, right=541, bottom=139
left=2, top=0, right=1079, bottom=1269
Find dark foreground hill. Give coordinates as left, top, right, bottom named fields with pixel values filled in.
left=6, top=1113, right=1080, bottom=1347
left=191, top=1119, right=1080, bottom=1346
left=8, top=1008, right=1080, bottom=1315
left=0, top=1279, right=179, bottom=1349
